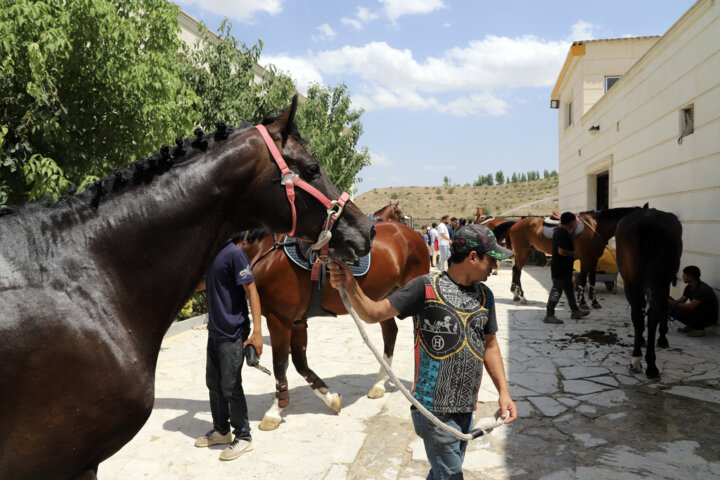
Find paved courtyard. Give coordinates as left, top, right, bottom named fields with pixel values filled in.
left=102, top=266, right=720, bottom=480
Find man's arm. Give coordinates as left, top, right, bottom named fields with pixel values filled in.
left=242, top=282, right=264, bottom=357
left=328, top=261, right=399, bottom=323
left=483, top=334, right=518, bottom=424
left=557, top=247, right=578, bottom=259
left=675, top=298, right=701, bottom=310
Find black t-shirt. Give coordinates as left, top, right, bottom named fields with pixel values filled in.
left=551, top=227, right=575, bottom=278
left=683, top=281, right=719, bottom=324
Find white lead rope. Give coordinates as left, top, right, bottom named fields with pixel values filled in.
left=338, top=285, right=503, bottom=441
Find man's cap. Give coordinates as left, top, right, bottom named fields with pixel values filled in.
left=452, top=224, right=514, bottom=260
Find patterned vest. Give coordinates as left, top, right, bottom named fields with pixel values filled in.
left=411, top=272, right=495, bottom=413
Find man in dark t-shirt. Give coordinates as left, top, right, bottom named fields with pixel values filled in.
left=194, top=235, right=264, bottom=461
left=669, top=265, right=719, bottom=336
left=544, top=212, right=589, bottom=324
left=328, top=225, right=518, bottom=479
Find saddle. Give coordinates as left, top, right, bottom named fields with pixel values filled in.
left=282, top=237, right=371, bottom=277
left=542, top=211, right=584, bottom=239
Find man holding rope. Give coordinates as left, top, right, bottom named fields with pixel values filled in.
left=329, top=224, right=517, bottom=479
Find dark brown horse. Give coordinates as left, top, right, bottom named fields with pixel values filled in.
left=370, top=201, right=403, bottom=222
left=0, top=96, right=374, bottom=480
left=475, top=217, right=514, bottom=275
left=505, top=208, right=639, bottom=307
left=242, top=221, right=429, bottom=430
left=616, top=206, right=682, bottom=379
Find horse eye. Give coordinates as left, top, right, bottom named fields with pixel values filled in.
left=306, top=164, right=320, bottom=177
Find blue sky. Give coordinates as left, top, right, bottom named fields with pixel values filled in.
left=174, top=0, right=695, bottom=194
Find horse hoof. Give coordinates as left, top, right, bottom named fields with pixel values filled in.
left=329, top=393, right=342, bottom=413
left=629, top=364, right=642, bottom=374
left=646, top=368, right=660, bottom=380
left=367, top=386, right=386, bottom=399
left=492, top=270, right=498, bottom=275
left=520, top=297, right=527, bottom=305
left=657, top=338, right=669, bottom=349
left=579, top=304, right=591, bottom=312
left=513, top=295, right=520, bottom=302
left=592, top=302, right=602, bottom=309
left=259, top=416, right=282, bottom=431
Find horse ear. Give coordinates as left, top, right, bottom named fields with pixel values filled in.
left=643, top=202, right=649, bottom=209
left=268, top=94, right=299, bottom=141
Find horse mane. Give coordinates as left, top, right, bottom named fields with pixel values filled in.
left=584, top=206, right=639, bottom=222
left=492, top=220, right=515, bottom=243
left=0, top=107, right=309, bottom=218
left=242, top=228, right=271, bottom=244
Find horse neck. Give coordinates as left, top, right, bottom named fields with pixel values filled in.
left=374, top=205, right=393, bottom=221
left=80, top=147, right=262, bottom=355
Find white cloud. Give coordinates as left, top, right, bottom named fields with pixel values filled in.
left=356, top=7, right=379, bottom=23
left=261, top=55, right=324, bottom=94
left=175, top=0, right=284, bottom=23
left=570, top=20, right=597, bottom=41
left=312, top=23, right=336, bottom=42
left=379, top=0, right=445, bottom=21
left=370, top=152, right=393, bottom=167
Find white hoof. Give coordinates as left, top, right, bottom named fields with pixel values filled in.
left=259, top=415, right=282, bottom=431
left=367, top=385, right=386, bottom=399
left=520, top=297, right=527, bottom=305
left=314, top=389, right=342, bottom=413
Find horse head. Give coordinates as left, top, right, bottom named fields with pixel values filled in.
left=245, top=95, right=374, bottom=259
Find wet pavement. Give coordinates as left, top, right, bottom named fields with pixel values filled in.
left=102, top=266, right=720, bottom=479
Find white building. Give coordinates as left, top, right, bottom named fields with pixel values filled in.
left=550, top=0, right=720, bottom=300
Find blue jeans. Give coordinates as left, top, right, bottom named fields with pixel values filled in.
left=411, top=407, right=473, bottom=479
left=206, top=328, right=251, bottom=440
left=439, top=245, right=451, bottom=271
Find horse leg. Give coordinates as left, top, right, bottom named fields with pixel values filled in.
left=259, top=314, right=291, bottom=431
left=510, top=249, right=530, bottom=304
left=368, top=318, right=398, bottom=399
left=645, top=297, right=661, bottom=379
left=629, top=298, right=646, bottom=375
left=575, top=270, right=589, bottom=311
left=588, top=269, right=602, bottom=309
left=290, top=319, right=342, bottom=414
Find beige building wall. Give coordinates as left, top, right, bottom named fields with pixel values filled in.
left=551, top=0, right=720, bottom=299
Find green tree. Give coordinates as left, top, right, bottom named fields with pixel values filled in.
left=0, top=0, right=197, bottom=205
left=295, top=83, right=370, bottom=193
left=486, top=173, right=494, bottom=186
left=179, top=20, right=295, bottom=129
left=511, top=172, right=518, bottom=183
left=520, top=172, right=527, bottom=182
left=495, top=170, right=504, bottom=185
left=443, top=176, right=451, bottom=186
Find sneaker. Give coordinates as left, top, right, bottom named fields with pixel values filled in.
left=687, top=329, right=706, bottom=337
left=571, top=310, right=590, bottom=319
left=677, top=326, right=692, bottom=333
left=194, top=429, right=232, bottom=448
left=543, top=315, right=564, bottom=324
left=219, top=437, right=253, bottom=461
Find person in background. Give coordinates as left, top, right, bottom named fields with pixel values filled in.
left=544, top=212, right=590, bottom=324
left=429, top=223, right=439, bottom=268
left=420, top=225, right=432, bottom=267
left=449, top=217, right=458, bottom=241
left=194, top=234, right=264, bottom=461
left=327, top=224, right=517, bottom=479
left=458, top=217, right=467, bottom=227
left=437, top=215, right=452, bottom=272
left=668, top=265, right=719, bottom=337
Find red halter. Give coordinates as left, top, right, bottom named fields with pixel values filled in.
left=255, top=124, right=350, bottom=241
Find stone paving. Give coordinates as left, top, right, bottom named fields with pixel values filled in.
left=102, top=266, right=720, bottom=480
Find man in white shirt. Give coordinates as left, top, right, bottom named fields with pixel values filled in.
left=428, top=223, right=439, bottom=268
left=437, top=215, right=452, bottom=271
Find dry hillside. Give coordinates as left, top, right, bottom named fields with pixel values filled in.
left=354, top=177, right=558, bottom=226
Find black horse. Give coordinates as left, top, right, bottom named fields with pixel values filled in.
left=616, top=205, right=682, bottom=379
left=0, top=96, right=374, bottom=480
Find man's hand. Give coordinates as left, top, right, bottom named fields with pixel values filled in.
left=328, top=260, right=355, bottom=292
left=498, top=393, right=518, bottom=424
left=243, top=331, right=264, bottom=357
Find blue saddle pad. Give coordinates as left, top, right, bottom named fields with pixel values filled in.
left=282, top=239, right=371, bottom=277
left=543, top=218, right=585, bottom=239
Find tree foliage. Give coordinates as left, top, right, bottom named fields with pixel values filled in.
left=295, top=83, right=370, bottom=194
left=0, top=0, right=197, bottom=205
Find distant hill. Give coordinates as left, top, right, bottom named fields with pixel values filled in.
left=354, top=177, right=558, bottom=226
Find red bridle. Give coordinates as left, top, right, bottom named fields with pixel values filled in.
left=255, top=124, right=350, bottom=243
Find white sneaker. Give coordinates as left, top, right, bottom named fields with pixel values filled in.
left=219, top=437, right=253, bottom=461
left=194, top=429, right=232, bottom=447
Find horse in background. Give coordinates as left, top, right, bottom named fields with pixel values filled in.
left=474, top=217, right=515, bottom=275
left=242, top=221, right=429, bottom=431
left=0, top=96, right=374, bottom=480
left=616, top=206, right=682, bottom=379
left=505, top=207, right=639, bottom=306
left=369, top=201, right=403, bottom=222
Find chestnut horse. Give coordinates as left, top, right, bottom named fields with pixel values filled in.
left=616, top=206, right=682, bottom=379
left=505, top=207, right=639, bottom=307
left=0, top=96, right=374, bottom=480
left=243, top=221, right=429, bottom=430
left=370, top=201, right=403, bottom=222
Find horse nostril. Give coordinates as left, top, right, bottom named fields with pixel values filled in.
left=370, top=225, right=376, bottom=241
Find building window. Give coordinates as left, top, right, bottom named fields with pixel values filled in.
left=605, top=76, right=621, bottom=92
left=678, top=105, right=694, bottom=144
left=566, top=102, right=573, bottom=128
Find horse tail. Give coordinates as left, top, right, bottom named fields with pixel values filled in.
left=492, top=220, right=516, bottom=245
left=638, top=212, right=682, bottom=292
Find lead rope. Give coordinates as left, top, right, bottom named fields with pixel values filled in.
left=337, top=285, right=498, bottom=441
